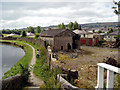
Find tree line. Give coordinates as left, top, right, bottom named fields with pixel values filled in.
left=57, top=21, right=81, bottom=30
left=0, top=26, right=41, bottom=34
left=21, top=26, right=42, bottom=37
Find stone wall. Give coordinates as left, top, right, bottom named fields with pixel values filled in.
left=1, top=37, right=46, bottom=48
left=1, top=37, right=17, bottom=40
left=39, top=37, right=54, bottom=46
left=54, top=36, right=73, bottom=51
left=57, top=74, right=79, bottom=90
left=18, top=37, right=45, bottom=47
left=1, top=74, right=25, bottom=90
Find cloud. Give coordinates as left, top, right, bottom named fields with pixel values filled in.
left=1, top=2, right=118, bottom=29
left=1, top=0, right=120, bottom=2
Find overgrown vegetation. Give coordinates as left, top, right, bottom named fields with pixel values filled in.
left=33, top=46, right=62, bottom=88
left=19, top=64, right=30, bottom=85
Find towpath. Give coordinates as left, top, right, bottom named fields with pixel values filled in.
left=27, top=44, right=44, bottom=87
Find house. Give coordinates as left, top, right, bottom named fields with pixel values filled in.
left=6, top=33, right=19, bottom=37
left=73, top=29, right=93, bottom=38
left=106, top=30, right=120, bottom=41
left=39, top=29, right=80, bottom=51
left=93, top=33, right=105, bottom=41
left=26, top=32, right=35, bottom=37
left=73, top=29, right=98, bottom=46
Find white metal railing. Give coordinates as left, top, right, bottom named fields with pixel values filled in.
left=96, top=63, right=120, bottom=88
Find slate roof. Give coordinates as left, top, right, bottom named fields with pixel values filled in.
left=40, top=29, right=75, bottom=37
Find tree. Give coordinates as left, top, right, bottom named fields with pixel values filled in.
left=68, top=22, right=73, bottom=30
left=72, top=24, right=75, bottom=30
left=68, top=21, right=80, bottom=31
left=57, top=23, right=66, bottom=29
left=114, top=33, right=120, bottom=47
left=36, top=26, right=41, bottom=33
left=112, top=1, right=120, bottom=48
left=27, top=26, right=35, bottom=33
left=112, top=1, right=120, bottom=15
left=61, top=23, right=65, bottom=29
left=98, top=31, right=102, bottom=33
left=107, top=28, right=114, bottom=34
left=110, top=28, right=113, bottom=33
left=74, top=21, right=79, bottom=30
left=57, top=24, right=61, bottom=29
left=112, top=1, right=120, bottom=28
left=21, top=30, right=26, bottom=37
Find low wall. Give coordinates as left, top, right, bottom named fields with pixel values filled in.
left=1, top=74, right=25, bottom=90
left=57, top=74, right=79, bottom=90
left=1, top=37, right=17, bottom=40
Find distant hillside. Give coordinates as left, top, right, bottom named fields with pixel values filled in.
left=80, top=22, right=118, bottom=28
left=47, top=22, right=118, bottom=29
left=1, top=22, right=118, bottom=31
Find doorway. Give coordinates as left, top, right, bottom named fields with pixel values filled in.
left=61, top=46, right=63, bottom=50
left=67, top=43, right=71, bottom=50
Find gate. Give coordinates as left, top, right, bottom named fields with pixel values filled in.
left=89, top=40, right=92, bottom=46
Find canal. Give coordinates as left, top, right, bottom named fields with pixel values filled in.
left=0, top=44, right=25, bottom=78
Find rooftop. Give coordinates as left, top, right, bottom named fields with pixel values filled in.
left=40, top=29, right=76, bottom=37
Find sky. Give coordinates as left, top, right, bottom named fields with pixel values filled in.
left=0, top=0, right=119, bottom=29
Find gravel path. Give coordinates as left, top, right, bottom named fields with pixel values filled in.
left=27, top=44, right=44, bottom=87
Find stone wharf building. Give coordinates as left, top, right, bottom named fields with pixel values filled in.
left=39, top=29, right=80, bottom=51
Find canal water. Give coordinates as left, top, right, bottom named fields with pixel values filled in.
left=0, top=44, right=25, bottom=79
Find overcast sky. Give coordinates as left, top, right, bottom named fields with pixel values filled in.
left=0, top=0, right=119, bottom=29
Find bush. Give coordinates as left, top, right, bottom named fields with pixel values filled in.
left=34, top=33, right=39, bottom=39
left=21, top=30, right=27, bottom=37
left=19, top=64, right=30, bottom=85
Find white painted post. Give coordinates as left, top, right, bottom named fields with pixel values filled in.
left=106, top=70, right=114, bottom=88
left=96, top=63, right=120, bottom=89
left=97, top=66, right=104, bottom=88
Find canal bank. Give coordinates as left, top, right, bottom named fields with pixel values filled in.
left=1, top=40, right=33, bottom=80
left=1, top=43, right=25, bottom=78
